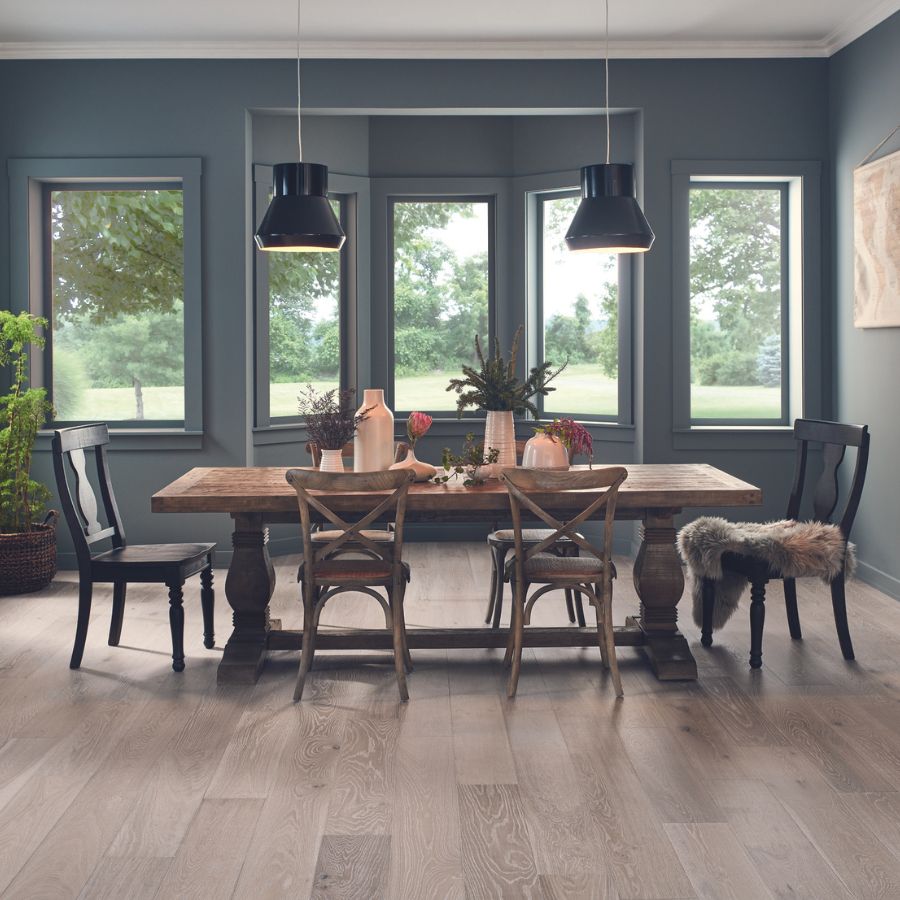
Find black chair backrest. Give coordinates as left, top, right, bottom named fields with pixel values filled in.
left=52, top=424, right=126, bottom=573
left=786, top=418, right=870, bottom=540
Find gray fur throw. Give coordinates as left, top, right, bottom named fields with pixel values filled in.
left=677, top=517, right=856, bottom=631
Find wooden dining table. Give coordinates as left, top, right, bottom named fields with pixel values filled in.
left=151, top=464, right=761, bottom=685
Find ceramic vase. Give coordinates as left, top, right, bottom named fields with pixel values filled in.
left=522, top=433, right=569, bottom=470
left=389, top=448, right=437, bottom=482
left=354, top=388, right=394, bottom=472
left=483, top=410, right=517, bottom=478
left=319, top=448, right=345, bottom=472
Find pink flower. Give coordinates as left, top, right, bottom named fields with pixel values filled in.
left=406, top=411, right=433, bottom=447
left=537, top=418, right=593, bottom=462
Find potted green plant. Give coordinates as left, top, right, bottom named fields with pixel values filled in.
left=446, top=325, right=565, bottom=474
left=0, top=311, right=56, bottom=594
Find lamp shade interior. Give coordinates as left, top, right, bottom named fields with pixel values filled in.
left=255, top=161, right=346, bottom=252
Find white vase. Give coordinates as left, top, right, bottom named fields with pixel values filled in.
left=522, top=433, right=569, bottom=470
left=483, top=410, right=517, bottom=478
left=319, top=448, right=345, bottom=472
left=354, top=388, right=394, bottom=472
left=389, top=447, right=437, bottom=482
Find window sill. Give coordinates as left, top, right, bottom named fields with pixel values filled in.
left=36, top=429, right=203, bottom=451
left=253, top=419, right=636, bottom=445
left=673, top=426, right=795, bottom=451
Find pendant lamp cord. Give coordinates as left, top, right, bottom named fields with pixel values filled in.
left=296, top=0, right=303, bottom=162
left=604, top=0, right=610, bottom=165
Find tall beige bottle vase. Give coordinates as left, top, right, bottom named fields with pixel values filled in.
left=354, top=388, right=394, bottom=471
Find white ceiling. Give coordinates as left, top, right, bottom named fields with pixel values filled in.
left=1, top=0, right=898, bottom=59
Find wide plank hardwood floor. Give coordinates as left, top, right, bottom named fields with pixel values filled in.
left=2, top=543, right=900, bottom=898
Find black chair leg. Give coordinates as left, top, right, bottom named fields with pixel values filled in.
left=490, top=546, right=508, bottom=630
left=749, top=578, right=767, bottom=669
left=167, top=582, right=186, bottom=672
left=200, top=563, right=215, bottom=649
left=564, top=589, right=576, bottom=623
left=830, top=574, right=855, bottom=661
left=108, top=581, right=126, bottom=646
left=574, top=591, right=587, bottom=628
left=701, top=577, right=715, bottom=647
left=70, top=581, right=94, bottom=669
left=784, top=577, right=802, bottom=640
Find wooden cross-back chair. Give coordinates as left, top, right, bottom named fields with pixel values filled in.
left=485, top=439, right=591, bottom=630
left=700, top=418, right=870, bottom=668
left=502, top=466, right=628, bottom=698
left=285, top=468, right=416, bottom=702
left=52, top=424, right=215, bottom=672
left=304, top=440, right=410, bottom=560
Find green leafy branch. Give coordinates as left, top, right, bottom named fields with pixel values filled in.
left=446, top=325, right=566, bottom=418
left=432, top=433, right=500, bottom=487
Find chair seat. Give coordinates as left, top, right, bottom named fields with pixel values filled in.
left=312, top=529, right=394, bottom=543
left=90, top=543, right=214, bottom=583
left=490, top=528, right=580, bottom=545
left=300, top=559, right=410, bottom=585
left=507, top=552, right=607, bottom=583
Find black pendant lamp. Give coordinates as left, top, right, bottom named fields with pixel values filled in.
left=565, top=0, right=654, bottom=254
left=254, top=0, right=345, bottom=253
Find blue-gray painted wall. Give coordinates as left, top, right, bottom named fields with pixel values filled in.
left=829, top=11, right=900, bottom=598
left=0, top=53, right=843, bottom=567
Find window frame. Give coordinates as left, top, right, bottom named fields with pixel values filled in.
left=671, top=160, right=823, bottom=442
left=8, top=157, right=203, bottom=436
left=684, top=179, right=790, bottom=426
left=529, top=185, right=633, bottom=425
left=252, top=164, right=357, bottom=428
left=385, top=191, right=498, bottom=418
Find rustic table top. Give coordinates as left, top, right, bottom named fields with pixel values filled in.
left=151, top=464, right=761, bottom=516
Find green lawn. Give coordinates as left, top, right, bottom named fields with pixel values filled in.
left=63, top=368, right=781, bottom=423
left=61, top=386, right=185, bottom=422
left=691, top=384, right=780, bottom=420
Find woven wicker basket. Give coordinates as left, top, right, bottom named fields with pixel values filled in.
left=0, top=511, right=58, bottom=595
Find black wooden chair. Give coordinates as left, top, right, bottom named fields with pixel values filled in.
left=699, top=418, right=870, bottom=668
left=52, top=423, right=216, bottom=672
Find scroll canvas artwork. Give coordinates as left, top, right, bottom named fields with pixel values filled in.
left=854, top=147, right=900, bottom=328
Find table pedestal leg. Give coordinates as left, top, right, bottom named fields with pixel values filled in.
left=219, top=514, right=276, bottom=684
left=632, top=511, right=697, bottom=680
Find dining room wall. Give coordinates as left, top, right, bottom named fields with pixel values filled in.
left=0, top=53, right=832, bottom=566
left=829, top=10, right=900, bottom=599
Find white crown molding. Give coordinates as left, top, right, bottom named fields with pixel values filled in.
left=0, top=38, right=836, bottom=61
left=1, top=5, right=898, bottom=66
left=823, top=0, right=900, bottom=55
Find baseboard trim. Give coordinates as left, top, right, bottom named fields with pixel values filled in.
left=855, top=558, right=900, bottom=601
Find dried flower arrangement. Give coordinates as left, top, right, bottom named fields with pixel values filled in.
left=297, top=386, right=370, bottom=450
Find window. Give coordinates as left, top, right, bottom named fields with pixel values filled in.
left=265, top=198, right=345, bottom=419
left=389, top=197, right=492, bottom=413
left=688, top=183, right=786, bottom=423
left=48, top=187, right=186, bottom=424
left=672, top=161, right=821, bottom=435
left=252, top=164, right=357, bottom=428
left=8, top=157, right=202, bottom=434
left=536, top=192, right=620, bottom=419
